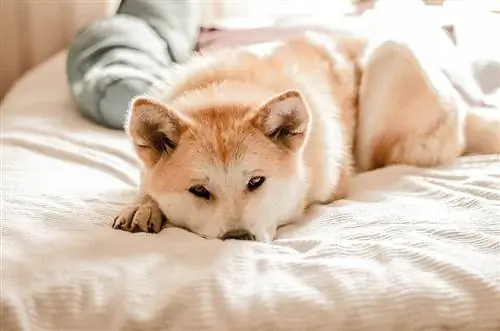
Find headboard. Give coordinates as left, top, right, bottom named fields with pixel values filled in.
left=0, top=0, right=119, bottom=100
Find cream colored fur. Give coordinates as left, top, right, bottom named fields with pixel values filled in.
left=112, top=31, right=500, bottom=242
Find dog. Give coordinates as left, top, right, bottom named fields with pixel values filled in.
left=112, top=30, right=500, bottom=242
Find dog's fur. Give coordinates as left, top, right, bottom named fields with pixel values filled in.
left=112, top=31, right=500, bottom=242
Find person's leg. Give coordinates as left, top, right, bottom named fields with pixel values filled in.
left=66, top=0, right=201, bottom=130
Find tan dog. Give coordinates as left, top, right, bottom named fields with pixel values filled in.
left=112, top=30, right=500, bottom=242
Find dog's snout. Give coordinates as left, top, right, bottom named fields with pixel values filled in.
left=221, top=229, right=256, bottom=241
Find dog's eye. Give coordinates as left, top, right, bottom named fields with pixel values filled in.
left=189, top=185, right=211, bottom=200
left=247, top=176, right=266, bottom=191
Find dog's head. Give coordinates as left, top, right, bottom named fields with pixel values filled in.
left=126, top=89, right=311, bottom=242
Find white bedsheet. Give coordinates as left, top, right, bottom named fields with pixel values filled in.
left=1, top=50, right=500, bottom=331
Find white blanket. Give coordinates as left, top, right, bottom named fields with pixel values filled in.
left=2, top=19, right=500, bottom=330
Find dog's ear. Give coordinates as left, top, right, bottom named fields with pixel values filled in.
left=126, top=96, right=190, bottom=166
left=253, top=90, right=310, bottom=150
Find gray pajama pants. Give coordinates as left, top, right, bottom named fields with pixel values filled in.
left=66, top=0, right=201, bottom=129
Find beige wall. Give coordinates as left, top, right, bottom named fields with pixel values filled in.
left=0, top=0, right=118, bottom=100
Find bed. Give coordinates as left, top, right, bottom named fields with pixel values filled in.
left=2, top=8, right=500, bottom=331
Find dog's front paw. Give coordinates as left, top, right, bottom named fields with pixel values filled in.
left=112, top=198, right=165, bottom=233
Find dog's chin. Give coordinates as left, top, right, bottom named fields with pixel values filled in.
left=163, top=215, right=278, bottom=243
left=252, top=227, right=278, bottom=243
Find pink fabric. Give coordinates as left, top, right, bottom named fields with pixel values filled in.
left=196, top=26, right=330, bottom=51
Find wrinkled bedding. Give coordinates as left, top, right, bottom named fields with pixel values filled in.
left=1, top=50, right=500, bottom=330
left=2, top=7, right=500, bottom=329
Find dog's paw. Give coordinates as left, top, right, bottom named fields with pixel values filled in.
left=112, top=199, right=165, bottom=233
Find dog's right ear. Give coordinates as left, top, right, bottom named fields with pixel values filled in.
left=252, top=90, right=310, bottom=151
left=126, top=96, right=189, bottom=166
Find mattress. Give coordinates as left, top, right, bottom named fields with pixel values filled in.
left=2, top=38, right=500, bottom=331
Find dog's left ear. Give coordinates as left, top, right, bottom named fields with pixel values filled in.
left=253, top=90, right=310, bottom=150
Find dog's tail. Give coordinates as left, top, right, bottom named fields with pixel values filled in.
left=465, top=106, right=500, bottom=155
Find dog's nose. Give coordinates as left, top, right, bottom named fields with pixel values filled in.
left=221, top=229, right=256, bottom=241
